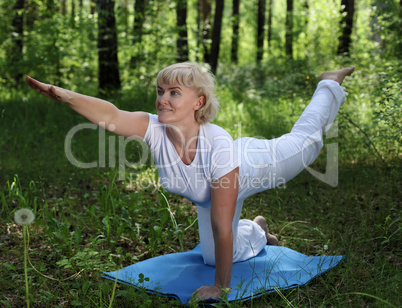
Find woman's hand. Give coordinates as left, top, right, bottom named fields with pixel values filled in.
left=26, top=76, right=71, bottom=103
left=192, top=285, right=222, bottom=300
left=26, top=76, right=149, bottom=139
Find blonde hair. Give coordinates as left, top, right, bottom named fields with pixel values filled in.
left=156, top=62, right=219, bottom=124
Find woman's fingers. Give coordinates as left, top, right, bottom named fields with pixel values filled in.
left=26, top=76, right=45, bottom=91
left=26, top=76, right=67, bottom=102
left=192, top=285, right=221, bottom=300
left=26, top=76, right=50, bottom=95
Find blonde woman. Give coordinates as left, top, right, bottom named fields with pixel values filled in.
left=27, top=63, right=354, bottom=300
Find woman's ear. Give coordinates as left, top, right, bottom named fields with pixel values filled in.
left=195, top=96, right=206, bottom=110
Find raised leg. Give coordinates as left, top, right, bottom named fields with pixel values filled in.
left=237, top=66, right=355, bottom=200
left=243, top=67, right=355, bottom=250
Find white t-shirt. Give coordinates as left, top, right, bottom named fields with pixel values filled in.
left=143, top=113, right=266, bottom=265
left=143, top=113, right=239, bottom=208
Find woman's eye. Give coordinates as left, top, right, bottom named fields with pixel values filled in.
left=171, top=91, right=179, bottom=96
left=157, top=89, right=163, bottom=95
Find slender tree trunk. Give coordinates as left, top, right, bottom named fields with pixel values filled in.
left=267, top=0, right=273, bottom=48
left=79, top=0, right=83, bottom=22
left=302, top=0, right=309, bottom=55
left=304, top=0, right=309, bottom=25
left=201, top=0, right=212, bottom=63
left=130, top=0, right=146, bottom=68
left=285, top=0, right=293, bottom=59
left=176, top=0, right=189, bottom=62
left=91, top=0, right=96, bottom=15
left=61, top=0, right=67, bottom=15
left=11, top=0, right=25, bottom=85
left=209, top=0, right=224, bottom=74
left=97, top=0, right=121, bottom=93
left=231, top=0, right=240, bottom=63
left=71, top=0, right=76, bottom=27
left=25, top=0, right=38, bottom=31
left=337, top=0, right=355, bottom=55
left=124, top=0, right=129, bottom=35
left=257, top=0, right=266, bottom=63
left=133, top=0, right=146, bottom=45
left=197, top=0, right=202, bottom=61
left=41, top=0, right=61, bottom=84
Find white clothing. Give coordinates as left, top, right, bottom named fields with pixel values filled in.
left=143, top=114, right=239, bottom=208
left=144, top=80, right=346, bottom=266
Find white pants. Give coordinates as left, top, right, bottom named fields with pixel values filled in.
left=197, top=80, right=347, bottom=266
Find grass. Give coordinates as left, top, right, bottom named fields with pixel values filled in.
left=0, top=59, right=400, bottom=307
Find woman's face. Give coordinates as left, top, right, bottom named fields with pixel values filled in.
left=155, top=82, right=203, bottom=126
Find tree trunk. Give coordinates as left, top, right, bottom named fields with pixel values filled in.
left=209, top=0, right=224, bottom=74
left=231, top=0, right=240, bottom=63
left=285, top=0, right=293, bottom=59
left=304, top=0, right=309, bottom=26
left=61, top=0, right=66, bottom=15
left=10, top=0, right=25, bottom=85
left=124, top=0, right=129, bottom=35
left=91, top=0, right=96, bottom=15
left=257, top=0, right=266, bottom=63
left=176, top=0, right=189, bottom=62
left=301, top=0, right=309, bottom=54
left=25, top=0, right=38, bottom=31
left=39, top=0, right=61, bottom=83
left=79, top=0, right=83, bottom=22
left=267, top=0, right=273, bottom=48
left=71, top=0, right=76, bottom=27
left=130, top=0, right=146, bottom=68
left=337, top=0, right=355, bottom=55
left=200, top=0, right=212, bottom=63
left=196, top=0, right=201, bottom=61
left=97, top=0, right=121, bottom=93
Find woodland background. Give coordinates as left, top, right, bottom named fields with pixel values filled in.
left=0, top=0, right=401, bottom=307
left=1, top=0, right=400, bottom=91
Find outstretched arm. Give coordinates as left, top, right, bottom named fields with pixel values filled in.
left=193, top=167, right=239, bottom=300
left=26, top=76, right=149, bottom=139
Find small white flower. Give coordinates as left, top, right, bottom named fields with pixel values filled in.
left=14, top=208, right=35, bottom=225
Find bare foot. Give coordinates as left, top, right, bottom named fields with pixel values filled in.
left=320, top=66, right=355, bottom=85
left=253, top=216, right=279, bottom=246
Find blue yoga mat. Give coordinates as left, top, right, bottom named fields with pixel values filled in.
left=103, top=245, right=344, bottom=305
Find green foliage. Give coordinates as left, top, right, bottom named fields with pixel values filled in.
left=371, top=66, right=401, bottom=159
left=1, top=0, right=401, bottom=89
left=371, top=0, right=402, bottom=58
left=56, top=248, right=116, bottom=272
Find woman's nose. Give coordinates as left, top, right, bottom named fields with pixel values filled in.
left=158, top=94, right=169, bottom=104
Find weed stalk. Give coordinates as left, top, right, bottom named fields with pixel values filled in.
left=23, top=226, right=30, bottom=308
left=108, top=269, right=119, bottom=308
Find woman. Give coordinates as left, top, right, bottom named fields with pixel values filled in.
left=26, top=63, right=354, bottom=300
